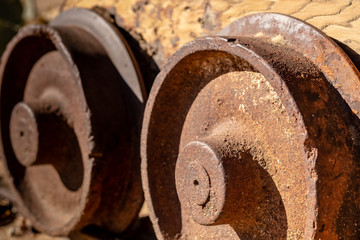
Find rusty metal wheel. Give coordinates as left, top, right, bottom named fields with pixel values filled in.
left=0, top=8, right=145, bottom=236
left=141, top=13, right=360, bottom=239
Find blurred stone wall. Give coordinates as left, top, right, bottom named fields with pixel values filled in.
left=0, top=0, right=23, bottom=55
left=0, top=0, right=65, bottom=55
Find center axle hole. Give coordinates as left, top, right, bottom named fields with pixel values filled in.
left=193, top=180, right=199, bottom=186
left=20, top=131, right=24, bottom=137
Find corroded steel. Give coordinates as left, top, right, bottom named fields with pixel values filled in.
left=141, top=13, right=360, bottom=239
left=0, top=8, right=145, bottom=236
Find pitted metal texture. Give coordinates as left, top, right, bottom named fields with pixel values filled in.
left=141, top=13, right=360, bottom=239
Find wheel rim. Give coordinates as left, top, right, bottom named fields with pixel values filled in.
left=0, top=8, right=145, bottom=235
left=142, top=13, right=360, bottom=239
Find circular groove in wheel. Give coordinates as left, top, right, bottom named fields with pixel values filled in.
left=0, top=8, right=145, bottom=236
left=142, top=13, right=360, bottom=239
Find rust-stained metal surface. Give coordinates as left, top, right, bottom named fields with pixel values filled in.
left=0, top=8, right=145, bottom=236
left=141, top=13, right=360, bottom=239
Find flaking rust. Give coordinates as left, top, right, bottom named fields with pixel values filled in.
left=0, top=8, right=145, bottom=236
left=141, top=13, right=360, bottom=239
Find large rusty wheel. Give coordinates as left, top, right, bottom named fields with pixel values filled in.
left=141, top=13, right=360, bottom=239
left=0, top=8, right=145, bottom=235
